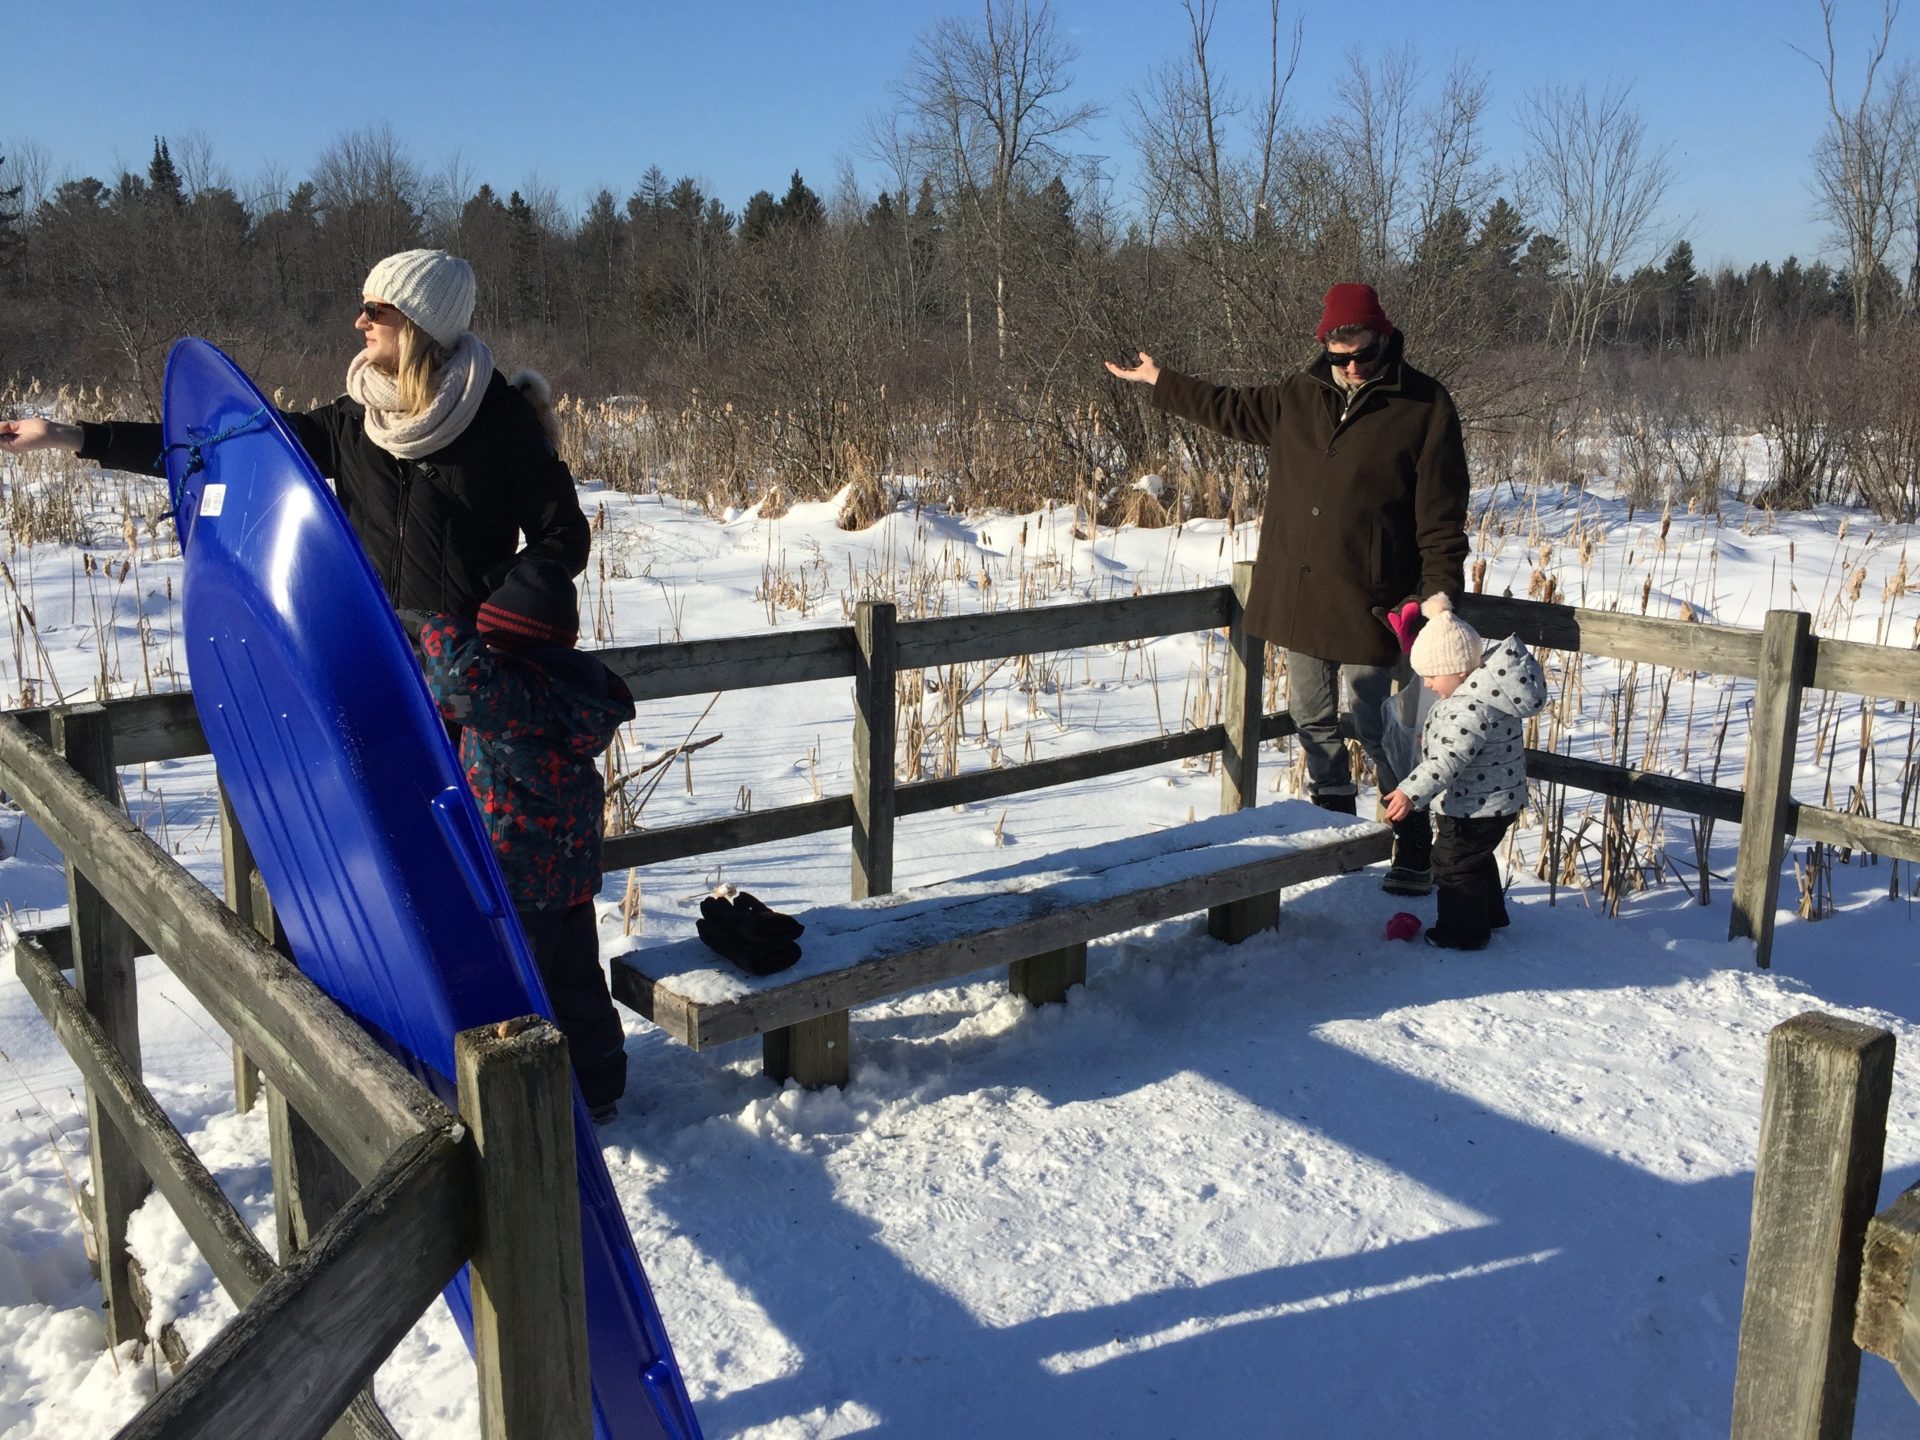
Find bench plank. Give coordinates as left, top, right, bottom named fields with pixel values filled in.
left=611, top=804, right=1387, bottom=1052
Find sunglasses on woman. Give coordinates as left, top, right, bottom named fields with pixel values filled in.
left=1324, top=339, right=1383, bottom=368
left=358, top=300, right=400, bottom=323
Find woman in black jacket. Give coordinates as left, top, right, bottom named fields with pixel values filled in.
left=0, top=248, right=589, bottom=636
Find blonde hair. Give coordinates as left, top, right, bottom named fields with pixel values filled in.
left=393, top=318, right=452, bottom=416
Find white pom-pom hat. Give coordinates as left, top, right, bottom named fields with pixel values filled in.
left=1408, top=592, right=1483, bottom=678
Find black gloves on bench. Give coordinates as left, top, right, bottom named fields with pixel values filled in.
left=697, top=891, right=804, bottom=976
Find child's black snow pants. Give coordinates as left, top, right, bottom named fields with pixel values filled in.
left=516, top=900, right=628, bottom=1109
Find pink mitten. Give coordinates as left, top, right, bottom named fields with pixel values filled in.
left=1384, top=911, right=1422, bottom=942
left=1385, top=600, right=1423, bottom=653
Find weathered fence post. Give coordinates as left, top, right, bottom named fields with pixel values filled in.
left=766, top=600, right=898, bottom=1088
left=51, top=702, right=150, bottom=1347
left=1731, top=1011, right=1895, bottom=1440
left=1856, top=1182, right=1920, bottom=1402
left=456, top=1019, right=593, bottom=1440
left=1729, top=609, right=1813, bottom=968
left=1210, top=560, right=1277, bottom=944
left=215, top=780, right=263, bottom=1113
left=851, top=599, right=898, bottom=900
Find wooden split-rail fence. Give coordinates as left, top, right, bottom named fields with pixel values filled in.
left=1732, top=1011, right=1920, bottom=1439
left=1, top=565, right=1917, bottom=1435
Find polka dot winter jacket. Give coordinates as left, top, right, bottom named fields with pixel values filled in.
left=420, top=615, right=636, bottom=910
left=1395, top=634, right=1548, bottom=819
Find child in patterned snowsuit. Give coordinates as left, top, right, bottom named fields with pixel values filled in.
left=1382, top=594, right=1548, bottom=950
left=421, top=558, right=636, bottom=1117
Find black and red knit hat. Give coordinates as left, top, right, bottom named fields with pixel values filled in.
left=1316, top=282, right=1395, bottom=342
left=476, top=558, right=579, bottom=647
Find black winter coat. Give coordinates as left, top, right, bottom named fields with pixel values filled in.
left=1151, top=330, right=1470, bottom=666
left=78, top=371, right=590, bottom=622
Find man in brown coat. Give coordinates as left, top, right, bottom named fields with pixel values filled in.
left=1105, top=283, right=1471, bottom=894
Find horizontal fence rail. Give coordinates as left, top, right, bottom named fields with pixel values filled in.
left=0, top=714, right=448, bottom=1179
left=5, top=587, right=1917, bottom=938
left=16, top=932, right=280, bottom=1305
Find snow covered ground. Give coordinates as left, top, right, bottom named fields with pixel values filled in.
left=1, top=457, right=1917, bottom=1439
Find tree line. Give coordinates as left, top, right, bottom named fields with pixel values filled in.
left=1, top=1, right=1916, bottom=519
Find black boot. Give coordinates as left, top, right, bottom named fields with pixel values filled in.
left=1426, top=882, right=1491, bottom=950
left=1381, top=809, right=1434, bottom=896
left=1310, top=791, right=1359, bottom=815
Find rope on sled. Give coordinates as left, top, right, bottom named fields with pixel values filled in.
left=156, top=405, right=270, bottom=522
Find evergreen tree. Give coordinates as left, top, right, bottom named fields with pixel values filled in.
left=48, top=176, right=111, bottom=217
left=635, top=165, right=671, bottom=214
left=740, top=189, right=779, bottom=245
left=452, top=184, right=511, bottom=328
left=666, top=177, right=707, bottom=223
left=577, top=188, right=624, bottom=293
left=913, top=177, right=941, bottom=230
left=1472, top=199, right=1527, bottom=272
left=1660, top=240, right=1697, bottom=348
left=252, top=181, right=324, bottom=319
left=1467, top=198, right=1529, bottom=341
left=147, top=138, right=184, bottom=206
left=1414, top=206, right=1474, bottom=276
left=506, top=189, right=540, bottom=326
left=776, top=170, right=823, bottom=230
left=1515, top=232, right=1568, bottom=342
left=1029, top=175, right=1076, bottom=268
left=0, top=155, right=22, bottom=279
left=111, top=170, right=149, bottom=211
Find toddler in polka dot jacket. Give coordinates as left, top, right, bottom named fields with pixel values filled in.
left=1382, top=595, right=1548, bottom=949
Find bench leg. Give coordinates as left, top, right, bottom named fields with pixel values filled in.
left=764, top=1011, right=850, bottom=1089
left=1208, top=892, right=1279, bottom=945
left=1009, top=943, right=1088, bottom=1007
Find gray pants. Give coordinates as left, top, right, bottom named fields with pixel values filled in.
left=1284, top=649, right=1413, bottom=798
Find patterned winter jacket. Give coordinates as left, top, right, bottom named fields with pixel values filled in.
left=420, top=615, right=636, bottom=910
left=1395, top=634, right=1549, bottom=819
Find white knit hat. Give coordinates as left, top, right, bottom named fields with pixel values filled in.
left=362, top=249, right=476, bottom=348
left=1409, top=592, right=1483, bottom=677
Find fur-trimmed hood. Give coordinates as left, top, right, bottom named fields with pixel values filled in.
left=510, top=368, right=560, bottom=449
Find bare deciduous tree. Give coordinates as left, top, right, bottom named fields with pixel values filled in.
left=1398, top=60, right=1501, bottom=372
left=1799, top=0, right=1917, bottom=331
left=1323, top=46, right=1419, bottom=277
left=906, top=0, right=1097, bottom=365
left=1519, top=80, right=1673, bottom=365
left=309, top=124, right=424, bottom=286
left=1131, top=0, right=1301, bottom=363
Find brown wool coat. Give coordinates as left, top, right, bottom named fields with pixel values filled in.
left=1152, top=330, right=1471, bottom=666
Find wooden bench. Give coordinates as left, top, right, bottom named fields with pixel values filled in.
left=609, top=801, right=1390, bottom=1089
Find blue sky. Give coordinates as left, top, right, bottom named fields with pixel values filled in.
left=10, top=0, right=1911, bottom=269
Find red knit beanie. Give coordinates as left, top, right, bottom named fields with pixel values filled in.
left=1316, top=283, right=1394, bottom=343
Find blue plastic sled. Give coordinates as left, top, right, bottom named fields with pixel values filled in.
left=162, top=338, right=701, bottom=1440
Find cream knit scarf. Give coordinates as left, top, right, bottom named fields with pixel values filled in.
left=345, top=332, right=494, bottom=459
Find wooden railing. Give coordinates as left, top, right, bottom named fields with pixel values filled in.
left=1730, top=1011, right=1920, bottom=1439
left=17, top=571, right=1916, bottom=955
left=2, top=570, right=1917, bottom=1434
left=0, top=712, right=592, bottom=1440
